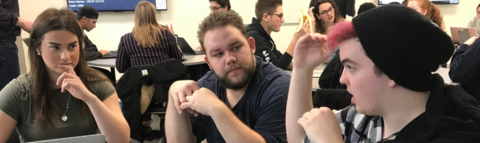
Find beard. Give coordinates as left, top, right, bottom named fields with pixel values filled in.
left=213, top=56, right=256, bottom=90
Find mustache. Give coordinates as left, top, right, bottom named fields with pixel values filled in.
left=225, top=64, right=242, bottom=74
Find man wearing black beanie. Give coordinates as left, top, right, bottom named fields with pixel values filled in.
left=77, top=5, right=109, bottom=61
left=286, top=5, right=480, bottom=143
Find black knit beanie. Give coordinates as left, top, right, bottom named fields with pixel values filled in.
left=352, top=5, right=454, bottom=92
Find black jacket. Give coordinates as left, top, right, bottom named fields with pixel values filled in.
left=246, top=18, right=292, bottom=70
left=116, top=59, right=188, bottom=141
left=0, top=0, right=20, bottom=38
left=318, top=51, right=346, bottom=89
left=387, top=74, right=480, bottom=142
left=334, top=0, right=356, bottom=18
left=449, top=38, right=480, bottom=102
left=84, top=35, right=102, bottom=61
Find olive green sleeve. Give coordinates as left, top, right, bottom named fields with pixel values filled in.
left=0, top=79, right=25, bottom=121
left=89, top=80, right=116, bottom=101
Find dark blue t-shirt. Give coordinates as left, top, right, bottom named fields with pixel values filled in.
left=190, top=56, right=290, bottom=143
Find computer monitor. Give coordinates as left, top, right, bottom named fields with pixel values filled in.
left=67, top=0, right=167, bottom=12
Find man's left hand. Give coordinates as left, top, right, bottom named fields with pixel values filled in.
left=180, top=88, right=226, bottom=116
left=297, top=107, right=344, bottom=143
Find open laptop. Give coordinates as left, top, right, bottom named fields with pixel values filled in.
left=177, top=37, right=205, bottom=55
left=450, top=27, right=477, bottom=44
left=102, top=51, right=117, bottom=59
left=458, top=29, right=473, bottom=45
left=29, top=134, right=105, bottom=143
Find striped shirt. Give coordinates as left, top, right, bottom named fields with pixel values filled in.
left=116, top=29, right=183, bottom=73
left=303, top=105, right=396, bottom=143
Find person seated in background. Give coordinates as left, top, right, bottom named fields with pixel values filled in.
left=77, top=5, right=110, bottom=61
left=449, top=36, right=480, bottom=102
left=358, top=2, right=376, bottom=14
left=0, top=8, right=129, bottom=143
left=467, top=3, right=480, bottom=36
left=407, top=0, right=444, bottom=30
left=247, top=0, right=307, bottom=70
left=165, top=10, right=290, bottom=143
left=310, top=0, right=344, bottom=35
left=286, top=5, right=480, bottom=143
left=209, top=0, right=230, bottom=13
left=196, top=0, right=231, bottom=51
left=333, top=0, right=355, bottom=18
left=116, top=1, right=183, bottom=73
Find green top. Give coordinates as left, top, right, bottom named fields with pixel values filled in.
left=0, top=74, right=116, bottom=142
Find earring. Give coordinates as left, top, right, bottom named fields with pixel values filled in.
left=37, top=53, right=41, bottom=55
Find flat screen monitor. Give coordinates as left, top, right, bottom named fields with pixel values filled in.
left=67, top=0, right=167, bottom=12
left=378, top=0, right=459, bottom=5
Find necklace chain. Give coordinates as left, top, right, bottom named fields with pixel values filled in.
left=60, top=94, right=71, bottom=122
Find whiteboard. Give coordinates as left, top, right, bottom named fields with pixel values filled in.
left=230, top=0, right=312, bottom=24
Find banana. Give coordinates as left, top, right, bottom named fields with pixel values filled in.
left=296, top=9, right=314, bottom=34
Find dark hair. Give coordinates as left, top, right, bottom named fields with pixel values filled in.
left=29, top=7, right=109, bottom=128
left=389, top=2, right=401, bottom=4
left=209, top=0, right=231, bottom=10
left=255, top=0, right=282, bottom=21
left=477, top=3, right=480, bottom=9
left=197, top=11, right=246, bottom=53
left=312, top=0, right=343, bottom=34
left=402, top=0, right=409, bottom=6
left=358, top=2, right=376, bottom=14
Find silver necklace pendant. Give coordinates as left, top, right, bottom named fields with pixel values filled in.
left=62, top=115, right=68, bottom=121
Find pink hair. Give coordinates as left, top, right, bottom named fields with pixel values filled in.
left=327, top=22, right=357, bottom=49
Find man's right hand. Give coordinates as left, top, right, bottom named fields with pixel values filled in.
left=99, top=50, right=110, bottom=56
left=197, top=46, right=204, bottom=51
left=16, top=17, right=33, bottom=33
left=169, top=80, right=200, bottom=116
left=293, top=34, right=335, bottom=70
left=464, top=36, right=479, bottom=46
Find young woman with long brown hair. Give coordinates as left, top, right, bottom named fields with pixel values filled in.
left=0, top=8, right=129, bottom=143
left=116, top=1, right=183, bottom=73
left=310, top=0, right=345, bottom=34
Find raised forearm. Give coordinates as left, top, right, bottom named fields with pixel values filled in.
left=211, top=105, right=265, bottom=143
left=85, top=96, right=130, bottom=143
left=286, top=68, right=314, bottom=143
left=165, top=100, right=196, bottom=143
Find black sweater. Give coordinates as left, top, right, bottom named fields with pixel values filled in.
left=449, top=38, right=480, bottom=102
left=246, top=18, right=292, bottom=70
left=334, top=0, right=356, bottom=18
left=84, top=35, right=102, bottom=61
left=0, top=0, right=20, bottom=38
left=387, top=74, right=480, bottom=142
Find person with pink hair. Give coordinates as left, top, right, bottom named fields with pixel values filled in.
left=286, top=5, right=480, bottom=143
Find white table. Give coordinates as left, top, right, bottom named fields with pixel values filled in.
left=285, top=65, right=325, bottom=91
left=286, top=65, right=325, bottom=78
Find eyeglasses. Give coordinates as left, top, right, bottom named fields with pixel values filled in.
left=320, top=7, right=334, bottom=16
left=268, top=13, right=284, bottom=19
left=209, top=6, right=222, bottom=11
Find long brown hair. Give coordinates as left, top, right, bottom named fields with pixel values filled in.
left=408, top=0, right=445, bottom=30
left=133, top=1, right=164, bottom=48
left=28, top=8, right=109, bottom=128
left=312, top=0, right=343, bottom=34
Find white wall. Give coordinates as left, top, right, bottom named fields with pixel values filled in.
left=17, top=0, right=480, bottom=73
